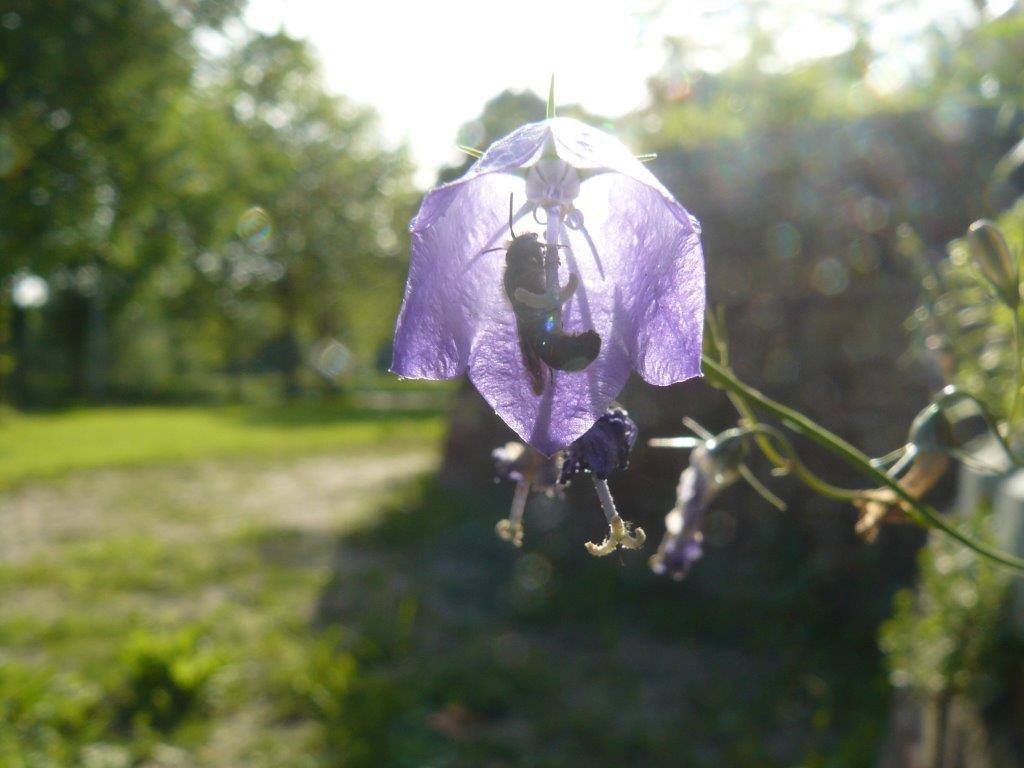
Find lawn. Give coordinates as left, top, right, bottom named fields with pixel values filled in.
left=0, top=400, right=443, bottom=768
left=0, top=403, right=444, bottom=489
left=0, top=404, right=893, bottom=767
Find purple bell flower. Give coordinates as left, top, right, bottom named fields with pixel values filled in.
left=650, top=430, right=746, bottom=580
left=391, top=117, right=705, bottom=455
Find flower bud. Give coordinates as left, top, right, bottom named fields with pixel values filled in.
left=906, top=403, right=956, bottom=456
left=968, top=219, right=1019, bottom=308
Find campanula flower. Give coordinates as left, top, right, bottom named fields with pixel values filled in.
left=492, top=441, right=561, bottom=547
left=392, top=117, right=705, bottom=455
left=493, top=406, right=645, bottom=555
left=559, top=406, right=645, bottom=556
left=650, top=429, right=746, bottom=579
left=855, top=400, right=954, bottom=540
left=854, top=386, right=1016, bottom=541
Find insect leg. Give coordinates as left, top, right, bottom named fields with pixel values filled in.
left=514, top=273, right=578, bottom=309
left=557, top=273, right=578, bottom=304
left=513, top=287, right=558, bottom=310
left=517, top=320, right=547, bottom=396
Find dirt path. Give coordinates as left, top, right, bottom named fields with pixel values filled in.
left=0, top=449, right=437, bottom=565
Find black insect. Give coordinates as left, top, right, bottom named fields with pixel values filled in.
left=497, top=196, right=600, bottom=395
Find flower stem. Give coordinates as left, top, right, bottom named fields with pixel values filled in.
left=511, top=480, right=530, bottom=525
left=701, top=354, right=1024, bottom=572
left=593, top=478, right=618, bottom=523
left=741, top=423, right=862, bottom=503
left=1010, top=310, right=1023, bottom=435
left=704, top=315, right=862, bottom=502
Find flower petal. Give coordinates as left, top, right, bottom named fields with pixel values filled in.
left=392, top=118, right=704, bottom=453
left=549, top=117, right=699, bottom=231
left=569, top=173, right=704, bottom=385
left=411, top=122, right=549, bottom=231
left=392, top=173, right=525, bottom=379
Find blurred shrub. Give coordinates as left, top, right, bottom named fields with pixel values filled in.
left=271, top=630, right=404, bottom=768
left=0, top=661, right=106, bottom=765
left=113, top=628, right=223, bottom=733
left=881, top=506, right=1011, bottom=702
left=903, top=200, right=1024, bottom=411
left=881, top=194, right=1024, bottom=759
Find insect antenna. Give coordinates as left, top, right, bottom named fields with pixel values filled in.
left=508, top=193, right=517, bottom=239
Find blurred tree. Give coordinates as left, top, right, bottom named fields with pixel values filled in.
left=437, top=88, right=606, bottom=185
left=0, top=4, right=414, bottom=404
left=206, top=32, right=414, bottom=397
left=925, top=4, right=1024, bottom=104
left=437, top=89, right=547, bottom=185
left=0, top=0, right=243, bottom=402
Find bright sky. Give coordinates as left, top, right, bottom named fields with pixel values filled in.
left=244, top=0, right=1008, bottom=187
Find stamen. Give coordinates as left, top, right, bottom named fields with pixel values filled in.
left=584, top=478, right=646, bottom=557
left=496, top=479, right=530, bottom=547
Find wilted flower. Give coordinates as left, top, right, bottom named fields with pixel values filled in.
left=650, top=429, right=746, bottom=579
left=558, top=404, right=637, bottom=483
left=855, top=400, right=955, bottom=541
left=559, top=406, right=644, bottom=556
left=492, top=441, right=561, bottom=547
left=392, top=117, right=705, bottom=455
left=492, top=406, right=645, bottom=556
left=855, top=386, right=1020, bottom=540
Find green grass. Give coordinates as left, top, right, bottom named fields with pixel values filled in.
left=0, top=403, right=444, bottom=489
left=0, top=404, right=893, bottom=766
left=0, top=438, right=439, bottom=767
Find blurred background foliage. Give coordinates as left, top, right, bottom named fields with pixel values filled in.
left=3, top=0, right=1024, bottom=409
left=4, top=0, right=1024, bottom=766
left=0, top=0, right=415, bottom=405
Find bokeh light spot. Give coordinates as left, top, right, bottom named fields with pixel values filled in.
left=854, top=196, right=889, bottom=233
left=11, top=272, right=50, bottom=309
left=766, top=222, right=802, bottom=260
left=237, top=206, right=273, bottom=250
left=310, top=338, right=351, bottom=382
left=810, top=257, right=849, bottom=296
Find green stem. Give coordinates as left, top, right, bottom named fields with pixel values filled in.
left=701, top=355, right=1024, bottom=572
left=740, top=423, right=862, bottom=503
left=1010, top=311, right=1023, bottom=434
left=704, top=314, right=863, bottom=502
